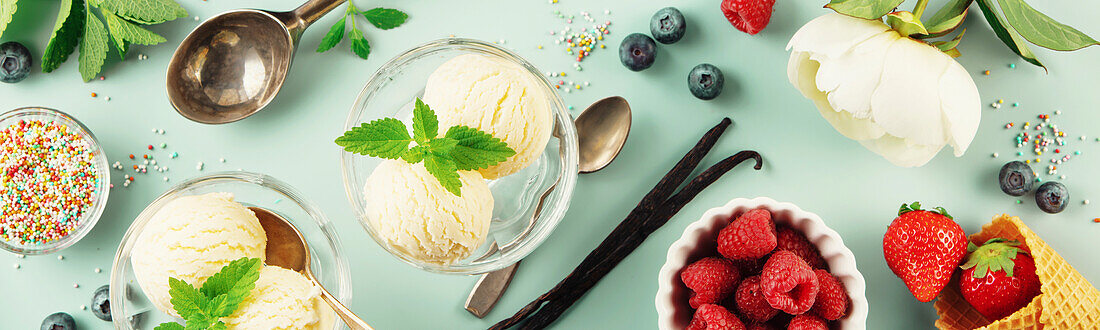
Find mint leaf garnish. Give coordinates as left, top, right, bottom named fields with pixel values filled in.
left=428, top=137, right=458, bottom=156
left=95, top=0, right=186, bottom=25
left=348, top=26, right=371, bottom=59
left=102, top=8, right=165, bottom=58
left=168, top=277, right=208, bottom=321
left=154, top=323, right=185, bottom=330
left=316, top=15, right=345, bottom=53
left=78, top=6, right=109, bottom=82
left=0, top=0, right=17, bottom=40
left=361, top=7, right=408, bottom=30
left=424, top=153, right=462, bottom=196
left=402, top=145, right=428, bottom=163
left=412, top=98, right=438, bottom=144
left=335, top=118, right=412, bottom=159
left=42, top=0, right=84, bottom=73
left=158, top=257, right=262, bottom=330
left=446, top=125, right=516, bottom=171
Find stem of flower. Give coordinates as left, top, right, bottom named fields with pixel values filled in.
left=912, top=0, right=930, bottom=19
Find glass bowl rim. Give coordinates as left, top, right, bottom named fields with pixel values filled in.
left=0, top=106, right=111, bottom=255
left=108, top=171, right=352, bottom=329
left=339, top=37, right=580, bottom=274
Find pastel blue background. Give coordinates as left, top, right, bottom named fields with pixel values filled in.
left=2, top=0, right=1098, bottom=328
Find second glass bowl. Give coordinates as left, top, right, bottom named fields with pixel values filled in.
left=340, top=38, right=579, bottom=274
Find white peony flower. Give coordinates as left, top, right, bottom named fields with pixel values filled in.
left=786, top=13, right=981, bottom=167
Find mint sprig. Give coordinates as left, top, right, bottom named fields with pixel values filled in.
left=316, top=2, right=408, bottom=59
left=156, top=257, right=262, bottom=330
left=336, top=97, right=516, bottom=196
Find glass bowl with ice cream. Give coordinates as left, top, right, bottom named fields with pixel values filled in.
left=340, top=38, right=579, bottom=274
left=109, top=172, right=350, bottom=329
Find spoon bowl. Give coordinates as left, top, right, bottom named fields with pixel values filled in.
left=576, top=96, right=632, bottom=173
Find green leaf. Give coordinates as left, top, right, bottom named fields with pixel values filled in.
left=199, top=257, right=261, bottom=318
left=207, top=322, right=228, bottom=330
left=975, top=0, right=1044, bottom=69
left=0, top=0, right=17, bottom=39
left=428, top=137, right=458, bottom=156
left=825, top=0, right=905, bottom=20
left=412, top=98, right=438, bottom=144
left=960, top=239, right=1022, bottom=278
left=42, top=0, right=85, bottom=73
left=168, top=277, right=207, bottom=320
left=886, top=11, right=929, bottom=37
left=424, top=153, right=462, bottom=196
left=335, top=118, right=412, bottom=159
left=402, top=145, right=428, bottom=163
left=997, top=0, right=1099, bottom=51
left=316, top=15, right=346, bottom=52
left=78, top=7, right=109, bottom=82
left=932, top=29, right=966, bottom=55
left=444, top=125, right=516, bottom=171
left=183, top=313, right=214, bottom=330
left=103, top=9, right=166, bottom=45
left=360, top=7, right=407, bottom=30
left=348, top=26, right=371, bottom=59
left=154, top=323, right=186, bottom=330
left=924, top=0, right=972, bottom=38
left=96, top=0, right=186, bottom=25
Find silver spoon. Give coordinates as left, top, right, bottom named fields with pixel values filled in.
left=251, top=207, right=373, bottom=330
left=464, top=96, right=632, bottom=318
left=167, top=0, right=346, bottom=124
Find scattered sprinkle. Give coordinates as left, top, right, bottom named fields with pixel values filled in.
left=13, top=263, right=19, bottom=269
left=1009, top=63, right=1016, bottom=69
left=94, top=268, right=101, bottom=273
left=1016, top=200, right=1023, bottom=204
left=992, top=152, right=999, bottom=158
left=57, top=255, right=64, bottom=260
left=80, top=305, right=86, bottom=310
left=196, top=162, right=204, bottom=171
left=73, top=283, right=79, bottom=289
left=983, top=70, right=991, bottom=75
left=1083, top=200, right=1090, bottom=205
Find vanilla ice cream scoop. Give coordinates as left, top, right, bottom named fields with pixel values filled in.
left=422, top=53, right=553, bottom=179
left=223, top=266, right=334, bottom=329
left=130, top=192, right=267, bottom=316
left=363, top=159, right=493, bottom=264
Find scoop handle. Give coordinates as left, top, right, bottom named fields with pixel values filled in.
left=281, top=0, right=347, bottom=39
left=315, top=278, right=374, bottom=330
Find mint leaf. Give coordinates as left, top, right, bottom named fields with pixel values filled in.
left=316, top=15, right=346, bottom=52
left=183, top=313, right=214, bottom=330
left=200, top=257, right=261, bottom=318
left=360, top=8, right=407, bottom=30
left=79, top=7, right=109, bottom=82
left=42, top=0, right=84, bottom=73
left=154, top=323, right=186, bottom=330
left=424, top=153, right=462, bottom=196
left=402, top=145, right=428, bottom=163
left=207, top=322, right=227, bottom=330
left=0, top=0, right=17, bottom=39
left=96, top=0, right=186, bottom=25
left=348, top=25, right=371, bottom=59
left=412, top=98, right=438, bottom=144
left=997, top=0, right=1099, bottom=51
left=335, top=118, right=411, bottom=159
left=976, top=0, right=1044, bottom=69
left=168, top=277, right=207, bottom=320
left=103, top=9, right=166, bottom=45
left=428, top=137, right=458, bottom=156
left=825, top=0, right=905, bottom=20
left=445, top=125, right=516, bottom=171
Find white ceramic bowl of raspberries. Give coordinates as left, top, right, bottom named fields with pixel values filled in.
left=656, top=197, right=868, bottom=329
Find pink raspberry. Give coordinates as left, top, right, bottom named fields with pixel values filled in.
left=760, top=251, right=820, bottom=314
left=786, top=314, right=828, bottom=330
left=682, top=257, right=742, bottom=308
left=810, top=269, right=849, bottom=320
left=735, top=276, right=778, bottom=323
left=687, top=304, right=746, bottom=330
left=775, top=226, right=827, bottom=269
left=718, top=209, right=777, bottom=260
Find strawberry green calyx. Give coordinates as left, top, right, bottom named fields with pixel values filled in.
left=897, top=202, right=953, bottom=219
left=960, top=238, right=1026, bottom=278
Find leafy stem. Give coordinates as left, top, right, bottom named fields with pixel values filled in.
left=912, top=0, right=930, bottom=19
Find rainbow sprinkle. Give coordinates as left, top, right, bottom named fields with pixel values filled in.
left=0, top=120, right=100, bottom=245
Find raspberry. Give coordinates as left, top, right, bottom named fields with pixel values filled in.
left=775, top=226, right=827, bottom=269
left=760, top=251, right=820, bottom=314
left=720, top=0, right=776, bottom=35
left=735, top=276, right=778, bottom=323
left=810, top=269, right=849, bottom=320
left=682, top=257, right=742, bottom=308
left=786, top=314, right=828, bottom=330
left=746, top=323, right=776, bottom=330
left=687, top=304, right=746, bottom=330
left=718, top=209, right=776, bottom=260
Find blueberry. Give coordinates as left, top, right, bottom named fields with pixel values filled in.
left=688, top=63, right=724, bottom=100
left=650, top=7, right=686, bottom=44
left=41, top=312, right=76, bottom=330
left=0, top=41, right=32, bottom=83
left=619, top=33, right=657, bottom=72
left=998, top=161, right=1035, bottom=196
left=1035, top=181, right=1068, bottom=214
left=91, top=285, right=111, bottom=321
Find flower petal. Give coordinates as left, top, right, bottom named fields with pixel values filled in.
left=870, top=38, right=952, bottom=146
left=859, top=135, right=944, bottom=167
left=789, top=51, right=886, bottom=140
left=787, top=13, right=890, bottom=60
left=815, top=31, right=901, bottom=119
left=938, top=60, right=981, bottom=156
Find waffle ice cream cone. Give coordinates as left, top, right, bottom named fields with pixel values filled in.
left=934, top=214, right=1100, bottom=329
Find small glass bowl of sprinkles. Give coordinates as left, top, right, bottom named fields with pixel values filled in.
left=0, top=107, right=110, bottom=255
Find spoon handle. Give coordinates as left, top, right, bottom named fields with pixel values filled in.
left=316, top=279, right=374, bottom=330
left=288, top=0, right=347, bottom=31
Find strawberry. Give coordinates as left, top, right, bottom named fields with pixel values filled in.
left=958, top=238, right=1042, bottom=321
left=882, top=202, right=968, bottom=302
